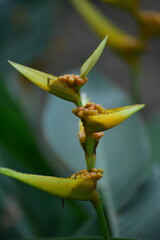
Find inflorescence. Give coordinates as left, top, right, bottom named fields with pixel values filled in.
left=58, top=74, right=88, bottom=87
left=70, top=168, right=104, bottom=181
left=73, top=103, right=107, bottom=118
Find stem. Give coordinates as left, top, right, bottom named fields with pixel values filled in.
left=92, top=192, right=110, bottom=240
left=76, top=97, right=83, bottom=107
left=129, top=61, right=141, bottom=103
left=85, top=133, right=96, bottom=171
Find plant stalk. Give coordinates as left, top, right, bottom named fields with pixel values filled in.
left=76, top=97, right=83, bottom=107
left=85, top=132, right=96, bottom=171
left=92, top=191, right=110, bottom=240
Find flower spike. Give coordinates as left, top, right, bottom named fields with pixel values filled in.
left=0, top=167, right=103, bottom=201
left=73, top=103, right=145, bottom=133
left=8, top=61, right=84, bottom=106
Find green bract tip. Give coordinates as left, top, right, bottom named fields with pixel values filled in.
left=80, top=35, right=108, bottom=78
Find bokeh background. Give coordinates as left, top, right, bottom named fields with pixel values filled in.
left=0, top=0, right=160, bottom=239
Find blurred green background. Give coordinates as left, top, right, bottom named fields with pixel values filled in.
left=0, top=0, right=160, bottom=239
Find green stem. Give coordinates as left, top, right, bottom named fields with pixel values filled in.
left=76, top=97, right=83, bottom=107
left=129, top=61, right=141, bottom=103
left=85, top=133, right=96, bottom=171
left=92, top=192, right=110, bottom=240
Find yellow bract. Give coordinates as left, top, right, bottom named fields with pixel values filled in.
left=8, top=61, right=82, bottom=106
left=0, top=168, right=99, bottom=201
left=75, top=104, right=145, bottom=133
left=8, top=60, right=56, bottom=92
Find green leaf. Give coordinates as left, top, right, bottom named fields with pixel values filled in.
left=115, top=171, right=160, bottom=239
left=0, top=78, right=52, bottom=174
left=80, top=36, right=108, bottom=78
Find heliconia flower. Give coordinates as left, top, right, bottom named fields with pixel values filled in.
left=8, top=60, right=87, bottom=106
left=73, top=103, right=145, bottom=133
left=8, top=37, right=108, bottom=107
left=0, top=167, right=103, bottom=201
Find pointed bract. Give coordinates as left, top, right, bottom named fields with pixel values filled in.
left=0, top=167, right=97, bottom=200
left=73, top=104, right=145, bottom=133
left=80, top=36, right=108, bottom=78
left=8, top=60, right=56, bottom=92
left=8, top=61, right=82, bottom=106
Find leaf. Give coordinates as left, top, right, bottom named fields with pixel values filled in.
left=116, top=170, right=160, bottom=239
left=80, top=36, right=108, bottom=78
left=0, top=78, right=52, bottom=174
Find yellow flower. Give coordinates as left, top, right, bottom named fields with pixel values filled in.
left=0, top=167, right=103, bottom=201
left=73, top=103, right=145, bottom=133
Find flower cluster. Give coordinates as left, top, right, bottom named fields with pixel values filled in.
left=57, top=74, right=88, bottom=87
left=73, top=103, right=106, bottom=118
left=70, top=168, right=104, bottom=181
